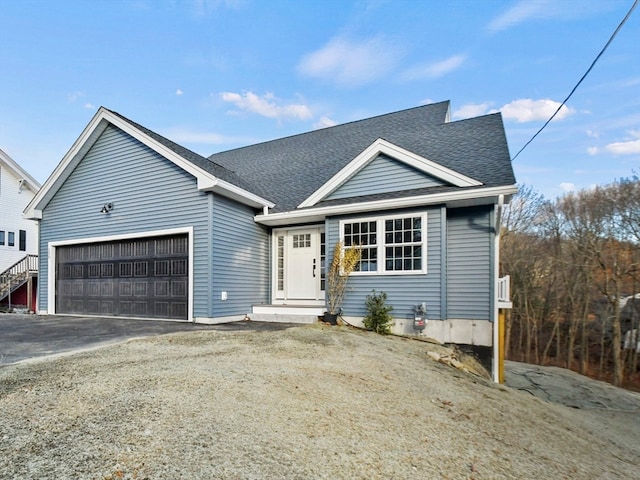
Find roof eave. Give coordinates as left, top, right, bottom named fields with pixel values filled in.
left=202, top=178, right=275, bottom=209
left=256, top=185, right=518, bottom=227
left=0, top=148, right=41, bottom=193
left=24, top=107, right=273, bottom=218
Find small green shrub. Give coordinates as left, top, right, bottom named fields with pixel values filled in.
left=363, top=290, right=393, bottom=335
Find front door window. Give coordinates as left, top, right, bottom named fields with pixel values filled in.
left=274, top=228, right=324, bottom=301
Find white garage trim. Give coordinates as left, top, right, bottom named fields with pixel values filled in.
left=47, top=227, right=194, bottom=321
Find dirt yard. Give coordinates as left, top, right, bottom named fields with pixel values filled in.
left=1, top=324, right=638, bottom=479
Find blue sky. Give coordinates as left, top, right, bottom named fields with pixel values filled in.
left=1, top=0, right=638, bottom=199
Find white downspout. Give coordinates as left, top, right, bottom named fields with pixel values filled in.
left=493, top=194, right=504, bottom=383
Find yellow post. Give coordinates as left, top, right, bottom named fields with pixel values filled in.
left=498, top=309, right=506, bottom=383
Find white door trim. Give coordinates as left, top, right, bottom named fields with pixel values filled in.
left=272, top=226, right=325, bottom=305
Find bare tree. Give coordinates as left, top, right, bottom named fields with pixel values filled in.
left=501, top=176, right=639, bottom=388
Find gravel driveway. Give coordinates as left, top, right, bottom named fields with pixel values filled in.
left=0, top=313, right=294, bottom=365
left=1, top=324, right=638, bottom=479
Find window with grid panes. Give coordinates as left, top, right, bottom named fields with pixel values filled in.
left=343, top=220, right=377, bottom=272
left=384, top=217, right=422, bottom=271
left=341, top=214, right=426, bottom=274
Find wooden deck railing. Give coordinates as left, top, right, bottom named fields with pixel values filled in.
left=0, top=254, right=38, bottom=302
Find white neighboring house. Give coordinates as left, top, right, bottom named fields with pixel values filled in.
left=0, top=148, right=41, bottom=272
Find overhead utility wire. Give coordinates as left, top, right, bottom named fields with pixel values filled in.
left=511, top=0, right=638, bottom=162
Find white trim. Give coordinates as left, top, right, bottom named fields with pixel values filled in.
left=0, top=148, right=41, bottom=193
left=213, top=178, right=275, bottom=209
left=493, top=196, right=503, bottom=383
left=47, top=227, right=194, bottom=321
left=24, top=108, right=272, bottom=219
left=257, top=185, right=518, bottom=227
left=253, top=305, right=324, bottom=314
left=268, top=300, right=325, bottom=307
left=271, top=225, right=325, bottom=302
left=339, top=212, right=428, bottom=276
left=298, top=138, right=482, bottom=208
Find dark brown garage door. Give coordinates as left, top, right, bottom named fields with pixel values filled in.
left=56, top=234, right=189, bottom=320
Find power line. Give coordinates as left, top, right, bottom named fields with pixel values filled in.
left=511, top=0, right=638, bottom=162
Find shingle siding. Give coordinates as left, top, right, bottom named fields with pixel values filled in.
left=211, top=194, right=269, bottom=317
left=325, top=153, right=447, bottom=201
left=38, top=125, right=210, bottom=316
left=446, top=206, right=493, bottom=320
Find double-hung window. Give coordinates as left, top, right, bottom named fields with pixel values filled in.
left=340, top=213, right=427, bottom=275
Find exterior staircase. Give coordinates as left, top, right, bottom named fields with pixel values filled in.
left=0, top=255, right=38, bottom=310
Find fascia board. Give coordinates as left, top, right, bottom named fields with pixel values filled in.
left=103, top=111, right=219, bottom=190
left=208, top=179, right=275, bottom=209
left=24, top=107, right=272, bottom=218
left=258, top=185, right=517, bottom=226
left=24, top=108, right=111, bottom=219
left=298, top=138, right=483, bottom=209
left=0, top=148, right=41, bottom=191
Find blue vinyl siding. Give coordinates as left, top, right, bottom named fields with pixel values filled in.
left=446, top=206, right=493, bottom=320
left=326, top=153, right=447, bottom=201
left=211, top=194, right=269, bottom=317
left=325, top=206, right=442, bottom=321
left=38, top=125, right=210, bottom=317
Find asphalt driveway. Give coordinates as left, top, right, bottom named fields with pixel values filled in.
left=0, top=314, right=295, bottom=366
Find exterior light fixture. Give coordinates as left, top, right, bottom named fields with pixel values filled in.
left=100, top=202, right=114, bottom=214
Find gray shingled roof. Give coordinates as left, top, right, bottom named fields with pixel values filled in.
left=109, top=102, right=515, bottom=213
left=208, top=101, right=515, bottom=213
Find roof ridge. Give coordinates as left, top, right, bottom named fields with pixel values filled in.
left=208, top=100, right=451, bottom=159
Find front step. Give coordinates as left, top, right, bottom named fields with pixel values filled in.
left=250, top=305, right=326, bottom=324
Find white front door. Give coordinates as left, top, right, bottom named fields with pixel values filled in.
left=286, top=230, right=318, bottom=299
left=273, top=227, right=324, bottom=302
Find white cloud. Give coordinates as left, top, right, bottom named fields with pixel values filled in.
left=587, top=146, right=599, bottom=156
left=452, top=102, right=493, bottom=120
left=559, top=182, right=575, bottom=192
left=586, top=129, right=600, bottom=138
left=313, top=116, right=337, bottom=129
left=605, top=139, right=640, bottom=155
left=164, top=128, right=251, bottom=146
left=67, top=91, right=85, bottom=102
left=220, top=91, right=312, bottom=120
left=488, top=0, right=548, bottom=32
left=487, top=0, right=606, bottom=33
left=176, top=89, right=184, bottom=96
left=401, top=54, right=466, bottom=81
left=298, top=36, right=401, bottom=87
left=500, top=98, right=574, bottom=123
left=83, top=103, right=95, bottom=110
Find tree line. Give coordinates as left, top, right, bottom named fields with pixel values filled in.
left=501, top=175, right=639, bottom=388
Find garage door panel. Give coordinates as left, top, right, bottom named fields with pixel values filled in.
left=56, top=234, right=189, bottom=320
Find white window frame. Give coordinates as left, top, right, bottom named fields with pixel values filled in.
left=339, top=212, right=428, bottom=276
